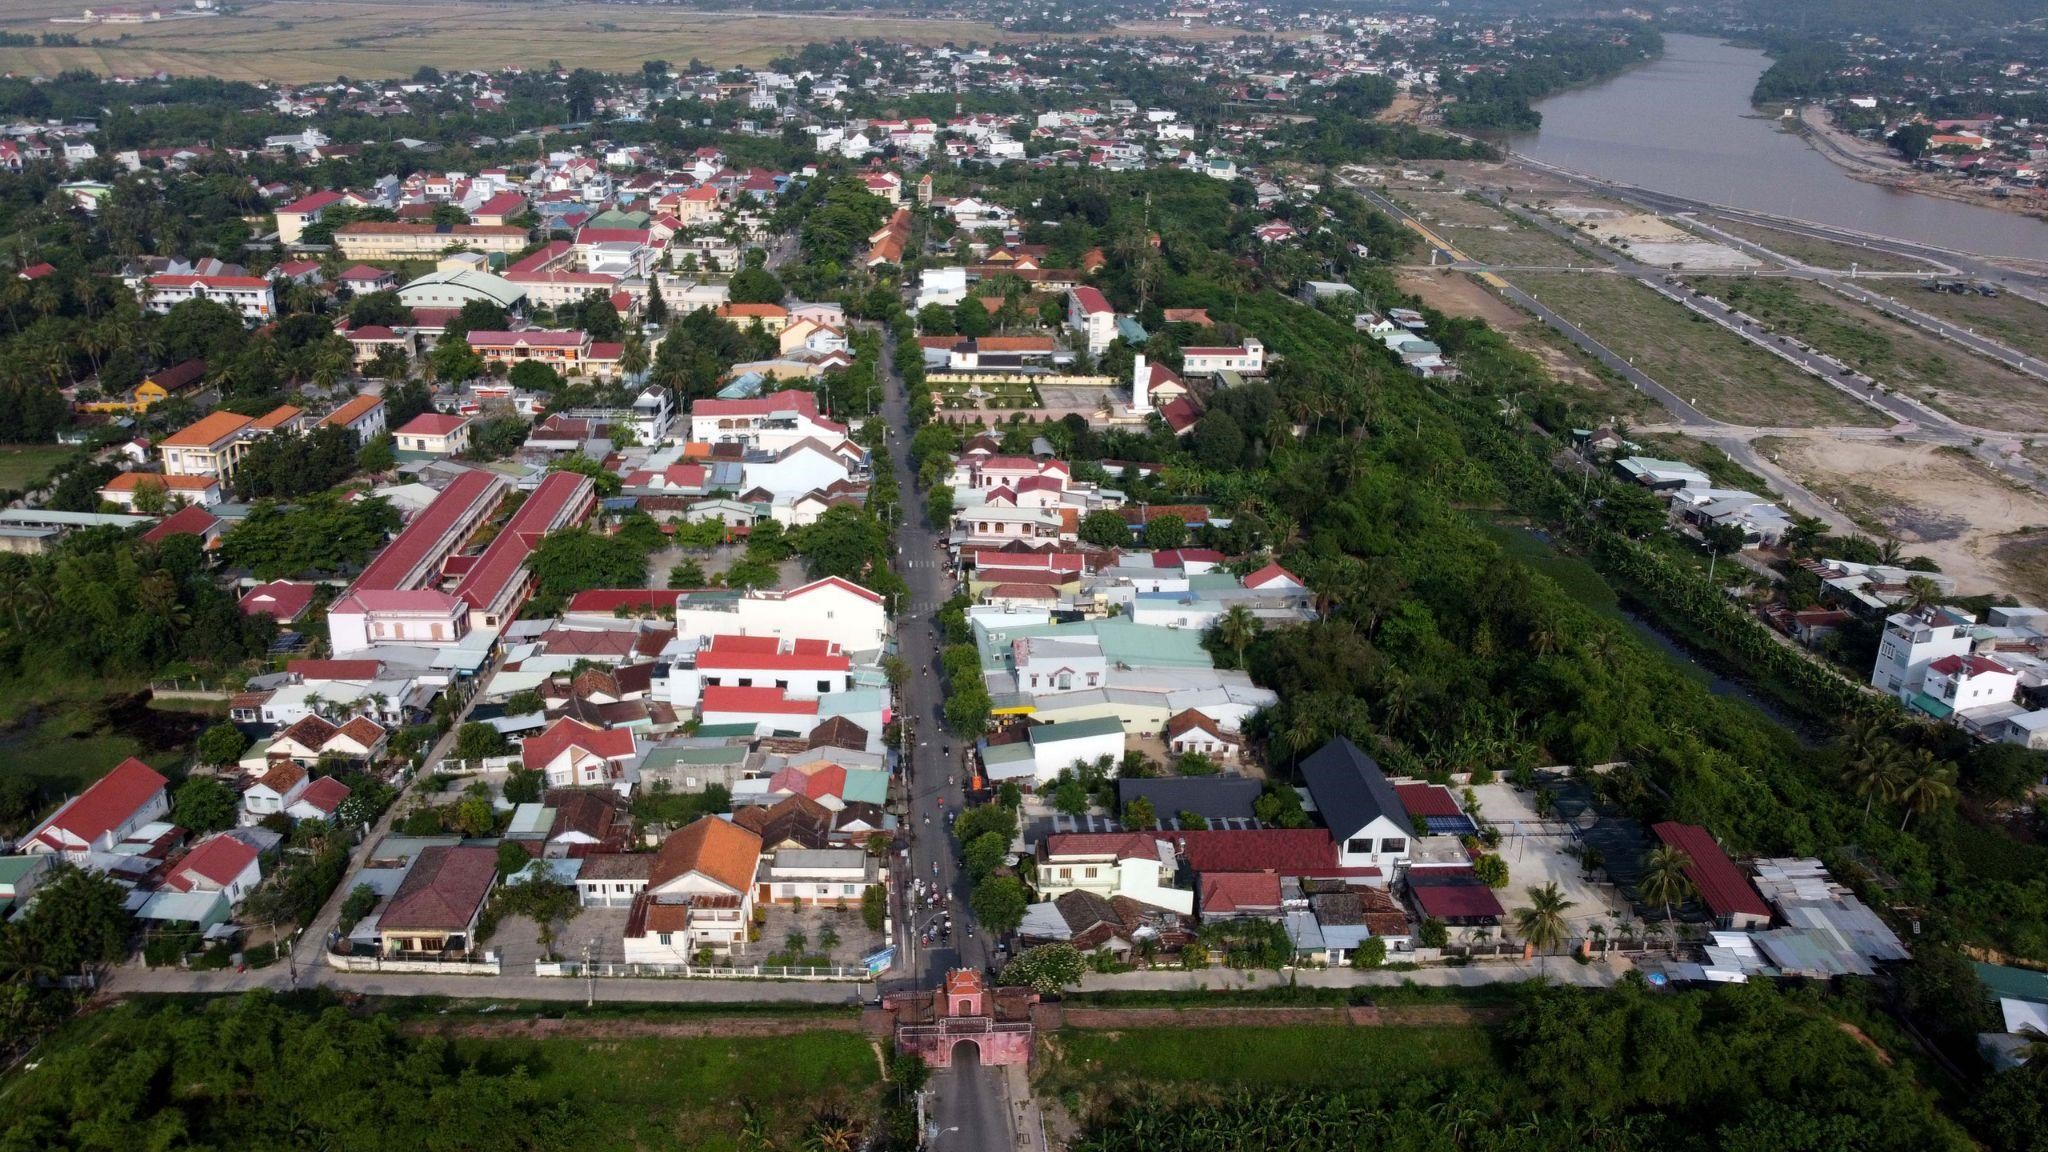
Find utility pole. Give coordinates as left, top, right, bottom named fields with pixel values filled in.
left=582, top=937, right=595, bottom=1008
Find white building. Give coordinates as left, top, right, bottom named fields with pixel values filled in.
left=1871, top=608, right=1977, bottom=700
left=1301, top=737, right=1414, bottom=876
left=1180, top=338, right=1264, bottom=376
left=1067, top=286, right=1117, bottom=357
left=144, top=274, right=277, bottom=322
left=1036, top=832, right=1194, bottom=914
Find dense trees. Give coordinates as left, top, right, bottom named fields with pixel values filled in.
left=526, top=528, right=648, bottom=612
left=218, top=494, right=401, bottom=579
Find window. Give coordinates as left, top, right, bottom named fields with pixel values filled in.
left=1086, top=672, right=1099, bottom=686
left=818, top=680, right=831, bottom=693
left=844, top=884, right=858, bottom=895
left=658, top=932, right=672, bottom=946
left=1346, top=838, right=1373, bottom=855
left=1379, top=837, right=1407, bottom=855
left=1083, top=867, right=1097, bottom=879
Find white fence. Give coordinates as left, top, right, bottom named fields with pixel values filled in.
left=328, top=951, right=502, bottom=975
left=535, top=960, right=872, bottom=981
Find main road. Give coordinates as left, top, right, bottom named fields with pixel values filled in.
left=874, top=326, right=994, bottom=990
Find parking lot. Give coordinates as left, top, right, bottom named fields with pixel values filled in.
left=1467, top=782, right=1631, bottom=937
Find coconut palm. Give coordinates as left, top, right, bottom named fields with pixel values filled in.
left=1893, top=748, right=1957, bottom=830
left=1214, top=604, right=1258, bottom=669
left=1843, top=738, right=1907, bottom=817
left=1902, top=575, right=1945, bottom=614
left=1513, top=881, right=1576, bottom=957
left=1638, top=844, right=1695, bottom=926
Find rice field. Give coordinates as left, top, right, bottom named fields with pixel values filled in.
left=0, top=0, right=1018, bottom=82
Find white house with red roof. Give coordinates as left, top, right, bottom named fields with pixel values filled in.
left=289, top=776, right=353, bottom=823
left=276, top=189, right=345, bottom=245
left=464, top=329, right=593, bottom=372
left=1066, top=285, right=1117, bottom=356
left=521, top=717, right=639, bottom=788
left=1913, top=653, right=2021, bottom=721
left=698, top=685, right=822, bottom=737
left=393, top=412, right=472, bottom=455
left=689, top=389, right=848, bottom=452
left=1181, top=338, right=1264, bottom=376
left=1035, top=832, right=1193, bottom=914
left=566, top=576, right=889, bottom=655
left=1243, top=563, right=1305, bottom=592
left=144, top=274, right=276, bottom=321
left=670, top=635, right=851, bottom=713
left=164, top=833, right=263, bottom=904
left=950, top=454, right=1071, bottom=494
left=338, top=265, right=397, bottom=293
left=20, top=758, right=170, bottom=861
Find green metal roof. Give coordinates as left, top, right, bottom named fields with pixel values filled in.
left=1910, top=691, right=1954, bottom=719
left=645, top=744, right=749, bottom=767
left=1030, top=715, right=1125, bottom=743
left=0, top=856, right=43, bottom=887
left=692, top=722, right=760, bottom=739
left=1977, top=962, right=2048, bottom=1005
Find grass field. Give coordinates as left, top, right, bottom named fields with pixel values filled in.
left=1040, top=1024, right=1497, bottom=1097
left=453, top=1029, right=881, bottom=1152
left=1513, top=271, right=1887, bottom=428
left=0, top=0, right=1019, bottom=81
left=1860, top=283, right=2048, bottom=364
left=1700, top=278, right=2048, bottom=432
left=0, top=675, right=209, bottom=825
left=1700, top=217, right=1940, bottom=274
left=1395, top=189, right=1590, bottom=267
left=0, top=443, right=75, bottom=494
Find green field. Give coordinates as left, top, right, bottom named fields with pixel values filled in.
left=1514, top=272, right=1888, bottom=428
left=0, top=443, right=74, bottom=494
left=1702, top=277, right=2048, bottom=431
left=452, top=1030, right=880, bottom=1152
left=1042, top=1024, right=1497, bottom=1094
left=0, top=676, right=211, bottom=832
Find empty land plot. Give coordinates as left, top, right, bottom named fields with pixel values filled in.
left=1702, top=278, right=2048, bottom=432
left=1395, top=190, right=1588, bottom=267
left=1399, top=269, right=1653, bottom=419
left=0, top=1, right=1016, bottom=81
left=1760, top=434, right=2048, bottom=601
left=1857, top=284, right=2048, bottom=364
left=1697, top=217, right=1939, bottom=274
left=0, top=443, right=74, bottom=493
left=1512, top=272, right=1886, bottom=428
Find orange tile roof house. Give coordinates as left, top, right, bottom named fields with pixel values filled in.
left=98, top=471, right=223, bottom=509
left=156, top=405, right=307, bottom=479
left=625, top=816, right=764, bottom=960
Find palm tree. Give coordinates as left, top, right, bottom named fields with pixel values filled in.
left=619, top=332, right=650, bottom=379
left=1514, top=882, right=1576, bottom=959
left=1902, top=575, right=1945, bottom=615
left=1843, top=739, right=1906, bottom=817
left=1638, top=844, right=1695, bottom=927
left=1215, top=604, right=1257, bottom=669
left=1893, top=748, right=1957, bottom=830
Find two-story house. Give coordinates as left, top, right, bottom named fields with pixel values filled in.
left=1300, top=737, right=1414, bottom=876
left=1036, top=831, right=1193, bottom=914
left=624, top=815, right=763, bottom=959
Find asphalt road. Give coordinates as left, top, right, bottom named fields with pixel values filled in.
left=929, top=1044, right=1011, bottom=1152
left=875, top=327, right=994, bottom=991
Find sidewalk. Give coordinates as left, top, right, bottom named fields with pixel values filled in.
left=1075, top=957, right=1630, bottom=993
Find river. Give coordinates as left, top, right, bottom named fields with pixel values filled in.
left=1515, top=33, right=2048, bottom=259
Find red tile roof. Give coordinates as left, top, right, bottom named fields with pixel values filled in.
left=30, top=758, right=166, bottom=850
left=395, top=412, right=470, bottom=437
left=1409, top=881, right=1505, bottom=921
left=1045, top=832, right=1167, bottom=862
left=453, top=470, right=593, bottom=614
left=1651, top=822, right=1769, bottom=921
left=288, top=658, right=383, bottom=681
left=565, top=589, right=685, bottom=614
left=164, top=834, right=259, bottom=892
left=696, top=634, right=848, bottom=673
left=1070, top=285, right=1112, bottom=314
left=521, top=717, right=636, bottom=771
left=141, top=504, right=221, bottom=545
left=294, top=775, right=351, bottom=815
left=239, top=580, right=317, bottom=622
left=380, top=845, right=498, bottom=932
left=701, top=686, right=821, bottom=717
left=351, top=469, right=503, bottom=592
left=1200, top=871, right=1282, bottom=915
left=1394, top=782, right=1463, bottom=819
left=1171, top=829, right=1341, bottom=876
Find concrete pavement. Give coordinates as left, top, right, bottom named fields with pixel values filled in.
left=930, top=1044, right=1013, bottom=1152
left=102, top=961, right=867, bottom=1003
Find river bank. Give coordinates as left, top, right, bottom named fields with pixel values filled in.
left=1785, top=103, right=2048, bottom=224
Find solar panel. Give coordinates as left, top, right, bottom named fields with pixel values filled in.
left=1423, top=814, right=1478, bottom=836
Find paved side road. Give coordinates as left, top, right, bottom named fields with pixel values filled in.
left=1076, top=957, right=1629, bottom=991
left=102, top=962, right=868, bottom=1003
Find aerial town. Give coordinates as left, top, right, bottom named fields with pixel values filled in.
left=0, top=1, right=2043, bottom=1149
